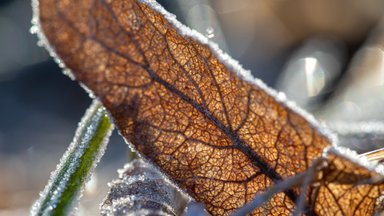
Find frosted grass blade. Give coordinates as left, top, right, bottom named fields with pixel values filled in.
left=31, top=101, right=114, bottom=216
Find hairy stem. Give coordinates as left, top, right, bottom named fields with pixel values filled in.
left=31, top=101, right=114, bottom=216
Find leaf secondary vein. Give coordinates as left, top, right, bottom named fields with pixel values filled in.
left=55, top=0, right=300, bottom=205
left=101, top=0, right=300, bottom=203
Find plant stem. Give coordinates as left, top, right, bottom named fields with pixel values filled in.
left=31, top=101, right=114, bottom=216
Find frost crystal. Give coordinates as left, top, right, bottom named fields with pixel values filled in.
left=325, top=145, right=384, bottom=176
left=31, top=101, right=113, bottom=216
left=138, top=0, right=336, bottom=145
left=32, top=0, right=335, bottom=146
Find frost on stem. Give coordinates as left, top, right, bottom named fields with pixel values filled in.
left=31, top=101, right=114, bottom=216
left=100, top=158, right=189, bottom=216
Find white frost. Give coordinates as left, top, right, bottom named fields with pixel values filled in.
left=30, top=101, right=113, bottom=216
left=32, top=0, right=336, bottom=146
left=138, top=0, right=337, bottom=146
left=31, top=0, right=70, bottom=78
left=326, top=146, right=384, bottom=176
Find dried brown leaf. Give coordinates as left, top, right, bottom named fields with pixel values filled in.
left=34, top=0, right=384, bottom=215
left=314, top=147, right=384, bottom=216
left=101, top=159, right=188, bottom=216
left=233, top=147, right=384, bottom=216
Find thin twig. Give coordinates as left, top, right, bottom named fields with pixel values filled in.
left=232, top=160, right=322, bottom=216
left=293, top=163, right=317, bottom=216
left=231, top=172, right=306, bottom=216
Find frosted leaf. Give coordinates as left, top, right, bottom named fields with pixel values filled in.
left=232, top=146, right=384, bottom=216
left=136, top=0, right=336, bottom=143
left=100, top=159, right=189, bottom=216
left=30, top=101, right=114, bottom=216
left=33, top=0, right=335, bottom=143
left=312, top=146, right=384, bottom=215
left=35, top=0, right=338, bottom=214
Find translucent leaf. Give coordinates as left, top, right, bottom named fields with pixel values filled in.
left=313, top=147, right=384, bottom=216
left=232, top=146, right=384, bottom=216
left=33, top=0, right=384, bottom=215
left=30, top=101, right=113, bottom=216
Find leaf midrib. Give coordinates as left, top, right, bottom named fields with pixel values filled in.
left=54, top=0, right=301, bottom=206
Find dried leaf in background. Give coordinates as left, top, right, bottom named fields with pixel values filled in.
left=101, top=159, right=188, bottom=216
left=314, top=147, right=384, bottom=216
left=34, top=0, right=384, bottom=215
left=232, top=146, right=384, bottom=216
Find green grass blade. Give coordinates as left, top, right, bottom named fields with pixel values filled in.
left=31, top=101, right=114, bottom=216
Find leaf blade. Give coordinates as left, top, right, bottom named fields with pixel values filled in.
left=34, top=0, right=334, bottom=215
left=314, top=147, right=384, bottom=216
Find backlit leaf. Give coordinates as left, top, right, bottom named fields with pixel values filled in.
left=314, top=147, right=384, bottom=216
left=232, top=147, right=384, bottom=216
left=33, top=0, right=384, bottom=215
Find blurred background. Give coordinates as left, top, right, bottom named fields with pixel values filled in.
left=2, top=0, right=384, bottom=215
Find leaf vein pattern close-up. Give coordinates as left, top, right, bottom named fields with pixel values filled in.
left=34, top=0, right=384, bottom=215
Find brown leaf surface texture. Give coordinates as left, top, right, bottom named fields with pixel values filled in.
left=315, top=148, right=384, bottom=216
left=34, top=0, right=382, bottom=215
